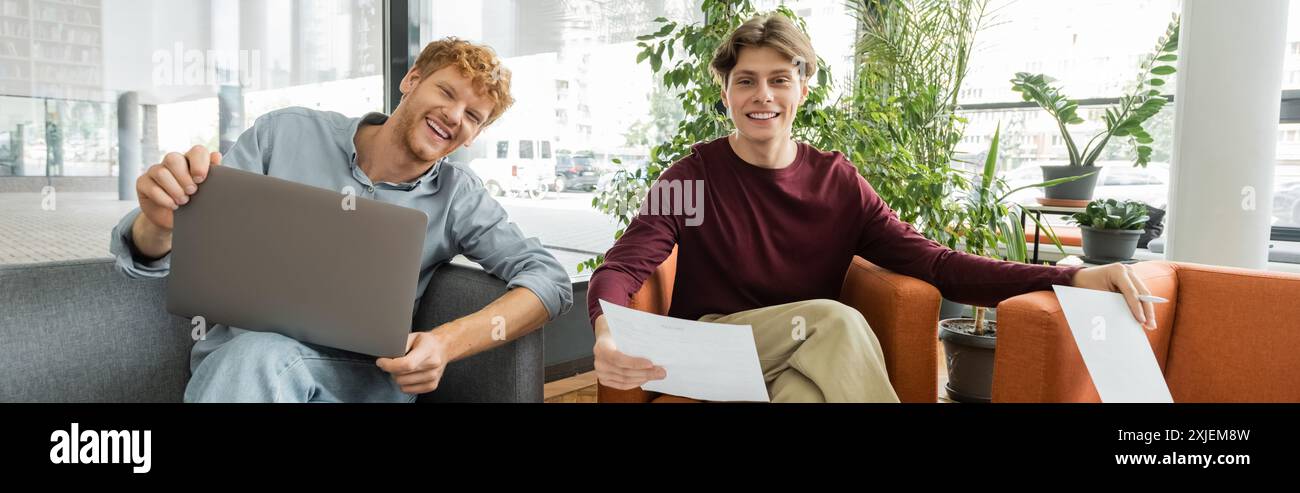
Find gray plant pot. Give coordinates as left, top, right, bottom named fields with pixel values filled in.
left=938, top=318, right=997, bottom=403
left=1080, top=226, right=1143, bottom=262
left=1040, top=165, right=1100, bottom=201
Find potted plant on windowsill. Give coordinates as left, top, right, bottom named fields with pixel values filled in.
left=939, top=123, right=1084, bottom=403
left=1069, top=198, right=1150, bottom=263
left=1008, top=15, right=1179, bottom=203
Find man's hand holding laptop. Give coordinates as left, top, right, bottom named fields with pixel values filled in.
left=376, top=288, right=550, bottom=394
left=376, top=332, right=449, bottom=395
left=131, top=145, right=221, bottom=259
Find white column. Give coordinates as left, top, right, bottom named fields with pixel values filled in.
left=116, top=91, right=140, bottom=201
left=1166, top=0, right=1289, bottom=269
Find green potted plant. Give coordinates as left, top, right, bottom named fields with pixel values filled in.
left=1009, top=15, right=1179, bottom=202
left=1069, top=198, right=1150, bottom=263
left=938, top=123, right=1082, bottom=403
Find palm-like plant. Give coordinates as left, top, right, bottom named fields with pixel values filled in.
left=844, top=0, right=992, bottom=249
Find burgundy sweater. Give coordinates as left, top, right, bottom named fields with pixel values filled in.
left=587, top=137, right=1081, bottom=324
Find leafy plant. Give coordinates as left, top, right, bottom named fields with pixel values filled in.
left=1009, top=14, right=1180, bottom=168
left=1069, top=199, right=1151, bottom=231
left=838, top=0, right=993, bottom=249
left=955, top=122, right=1086, bottom=334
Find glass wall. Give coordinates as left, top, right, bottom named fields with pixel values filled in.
left=955, top=0, right=1182, bottom=212
left=1273, top=0, right=1300, bottom=229
left=416, top=0, right=704, bottom=174
left=0, top=0, right=384, bottom=177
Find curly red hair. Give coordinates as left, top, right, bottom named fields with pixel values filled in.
left=412, top=37, right=514, bottom=126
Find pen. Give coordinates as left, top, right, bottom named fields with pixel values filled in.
left=1138, top=295, right=1168, bottom=304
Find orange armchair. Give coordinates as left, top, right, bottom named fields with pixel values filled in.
left=993, top=261, right=1300, bottom=402
left=597, top=249, right=942, bottom=403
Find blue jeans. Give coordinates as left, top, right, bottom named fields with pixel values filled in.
left=184, top=326, right=417, bottom=403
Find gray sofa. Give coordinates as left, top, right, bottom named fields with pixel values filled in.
left=0, top=258, right=543, bottom=402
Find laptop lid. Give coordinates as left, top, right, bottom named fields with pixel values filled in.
left=167, top=165, right=427, bottom=358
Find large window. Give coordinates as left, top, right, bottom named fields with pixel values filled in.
left=955, top=0, right=1300, bottom=241
left=956, top=0, right=1181, bottom=213
left=0, top=0, right=383, bottom=177
left=1273, top=0, right=1300, bottom=234
left=416, top=0, right=702, bottom=171
left=404, top=1, right=714, bottom=264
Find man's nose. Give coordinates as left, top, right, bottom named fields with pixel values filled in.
left=443, top=106, right=463, bottom=128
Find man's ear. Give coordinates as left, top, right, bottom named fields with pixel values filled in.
left=798, top=77, right=810, bottom=105
left=399, top=69, right=422, bottom=98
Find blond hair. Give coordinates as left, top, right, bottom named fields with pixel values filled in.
left=709, top=13, right=817, bottom=87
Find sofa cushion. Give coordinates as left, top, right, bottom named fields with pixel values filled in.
left=0, top=259, right=193, bottom=402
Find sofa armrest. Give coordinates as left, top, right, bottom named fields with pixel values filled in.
left=992, top=261, right=1178, bottom=402
left=412, top=262, right=545, bottom=403
left=839, top=256, right=941, bottom=403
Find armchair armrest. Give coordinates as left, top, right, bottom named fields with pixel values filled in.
left=991, top=261, right=1178, bottom=402
left=838, top=256, right=941, bottom=403
left=597, top=247, right=678, bottom=403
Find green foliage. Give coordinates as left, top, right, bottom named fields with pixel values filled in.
left=956, top=122, right=1085, bottom=263
left=833, top=0, right=993, bottom=249
left=1009, top=14, right=1180, bottom=168
left=1069, top=199, right=1151, bottom=230
left=954, top=122, right=1089, bottom=332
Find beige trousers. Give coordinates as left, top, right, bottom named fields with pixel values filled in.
left=700, top=299, right=899, bottom=403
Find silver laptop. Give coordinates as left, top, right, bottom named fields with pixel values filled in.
left=167, top=165, right=428, bottom=358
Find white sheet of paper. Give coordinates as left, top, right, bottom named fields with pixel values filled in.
left=599, top=300, right=770, bottom=402
left=1052, top=285, right=1174, bottom=403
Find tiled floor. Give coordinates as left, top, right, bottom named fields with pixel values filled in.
left=0, top=193, right=138, bottom=264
